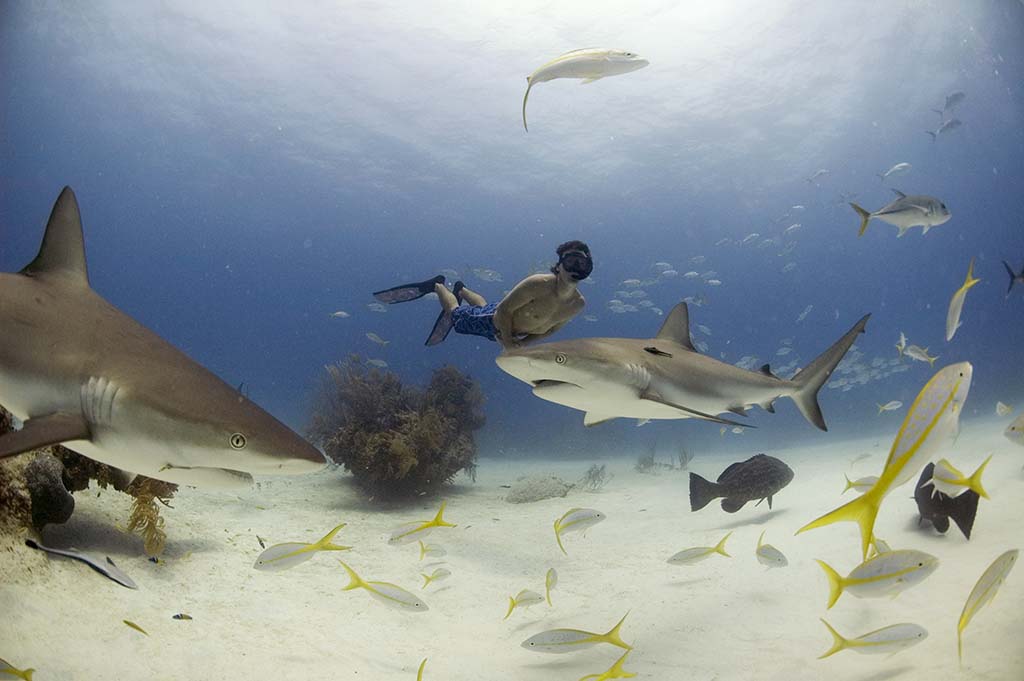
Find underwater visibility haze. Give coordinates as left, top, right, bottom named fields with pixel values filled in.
left=1, top=1, right=1023, bottom=680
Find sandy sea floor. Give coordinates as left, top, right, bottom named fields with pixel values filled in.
left=1, top=418, right=1022, bottom=681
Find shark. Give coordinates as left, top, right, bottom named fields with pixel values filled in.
left=495, top=302, right=869, bottom=429
left=0, top=187, right=325, bottom=489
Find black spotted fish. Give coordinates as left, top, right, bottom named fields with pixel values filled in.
left=689, top=454, right=794, bottom=513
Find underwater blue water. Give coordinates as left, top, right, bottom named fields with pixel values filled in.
left=2, top=1, right=1023, bottom=459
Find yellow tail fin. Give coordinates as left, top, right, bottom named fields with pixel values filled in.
left=842, top=474, right=855, bottom=494
left=797, top=488, right=883, bottom=560
left=600, top=612, right=633, bottom=651
left=554, top=519, right=567, bottom=555
left=315, top=523, right=352, bottom=552
left=432, top=500, right=456, bottom=528
left=714, top=531, right=732, bottom=557
left=815, top=559, right=846, bottom=609
left=503, top=596, right=516, bottom=620
left=337, top=560, right=366, bottom=591
left=963, top=258, right=981, bottom=290
left=817, top=619, right=849, bottom=659
left=850, top=203, right=872, bottom=237
left=421, top=573, right=433, bottom=590
left=968, top=455, right=992, bottom=499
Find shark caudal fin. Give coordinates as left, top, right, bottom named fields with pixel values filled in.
left=797, top=487, right=883, bottom=560
left=850, top=203, right=872, bottom=237
left=20, top=187, right=90, bottom=286
left=689, top=473, right=722, bottom=512
left=789, top=314, right=870, bottom=431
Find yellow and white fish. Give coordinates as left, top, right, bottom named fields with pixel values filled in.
left=521, top=612, right=632, bottom=653
left=798, top=362, right=972, bottom=559
left=667, top=532, right=732, bottom=566
left=338, top=561, right=428, bottom=612
left=553, top=508, right=606, bottom=555
left=1005, top=412, right=1024, bottom=446
left=818, top=619, right=927, bottom=659
left=504, top=589, right=545, bottom=619
left=388, top=501, right=456, bottom=546
left=946, top=258, right=981, bottom=341
left=545, top=567, right=558, bottom=606
left=927, top=456, right=991, bottom=499
left=522, top=49, right=649, bottom=132
left=842, top=475, right=878, bottom=495
left=0, top=658, right=35, bottom=681
left=253, top=523, right=351, bottom=571
left=995, top=401, right=1012, bottom=417
left=755, top=531, right=788, bottom=569
left=877, top=400, right=903, bottom=414
left=418, top=540, right=447, bottom=560
left=579, top=649, right=636, bottom=680
left=421, top=567, right=451, bottom=589
left=895, top=331, right=907, bottom=357
left=869, top=536, right=893, bottom=556
left=904, top=344, right=938, bottom=366
left=366, top=332, right=390, bottom=346
left=958, top=549, right=1018, bottom=662
left=815, top=549, right=939, bottom=609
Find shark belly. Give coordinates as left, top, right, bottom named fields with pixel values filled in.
left=532, top=380, right=689, bottom=420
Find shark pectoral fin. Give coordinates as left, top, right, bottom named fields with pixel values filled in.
left=727, top=406, right=748, bottom=417
left=639, top=390, right=756, bottom=428
left=0, top=412, right=91, bottom=459
left=583, top=412, right=618, bottom=427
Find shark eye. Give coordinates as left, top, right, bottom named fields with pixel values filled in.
left=555, top=353, right=567, bottom=364
left=229, top=433, right=247, bottom=449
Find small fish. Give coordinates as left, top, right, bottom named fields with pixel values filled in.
left=755, top=531, right=788, bottom=569
left=172, top=613, right=192, bottom=620
left=621, top=278, right=642, bottom=287
left=123, top=620, right=149, bottom=636
left=996, top=401, right=1013, bottom=417
left=683, top=271, right=700, bottom=279
left=851, top=190, right=950, bottom=237
left=418, top=541, right=447, bottom=560
left=24, top=539, right=137, bottom=589
left=807, top=169, right=829, bottom=183
left=791, top=204, right=806, bottom=212
left=877, top=163, right=912, bottom=181
left=925, top=118, right=962, bottom=141
left=329, top=310, right=350, bottom=318
left=545, top=568, right=558, bottom=606
left=818, top=619, right=927, bottom=659
left=776, top=346, right=792, bottom=356
left=895, top=331, right=908, bottom=357
left=690, top=255, right=706, bottom=264
left=553, top=508, right=606, bottom=555
left=705, top=279, right=722, bottom=286
left=583, top=315, right=599, bottom=322
left=796, top=304, right=813, bottom=322
left=783, top=223, right=802, bottom=235
left=690, top=454, right=794, bottom=513
left=741, top=232, right=760, bottom=244
left=842, top=474, right=878, bottom=495
left=876, top=400, right=903, bottom=414
left=421, top=567, right=451, bottom=589
left=781, top=262, right=797, bottom=273
left=366, top=359, right=389, bottom=369
left=696, top=324, right=712, bottom=336
left=388, top=501, right=456, bottom=545
left=667, top=532, right=732, bottom=565
left=504, top=588, right=545, bottom=619
left=472, top=268, right=503, bottom=282
left=730, top=426, right=743, bottom=434
left=815, top=549, right=939, bottom=609
left=521, top=612, right=632, bottom=653
left=338, top=561, right=428, bottom=611
left=649, top=307, right=663, bottom=316
left=256, top=535, right=266, bottom=549
left=934, top=91, right=965, bottom=117
left=1006, top=412, right=1024, bottom=446
left=715, top=237, right=731, bottom=246
left=0, top=659, right=35, bottom=681
left=927, top=456, right=991, bottom=499
left=653, top=261, right=672, bottom=270
left=254, top=523, right=352, bottom=571
left=958, top=549, right=1019, bottom=662
left=914, top=463, right=980, bottom=538
left=522, top=49, right=649, bottom=131
left=579, top=649, right=636, bottom=681
left=1002, top=261, right=1024, bottom=298
left=367, top=303, right=388, bottom=313
left=366, top=332, right=390, bottom=346
left=946, top=258, right=981, bottom=341
left=660, top=269, right=679, bottom=278
left=417, top=658, right=427, bottom=681
left=904, top=344, right=938, bottom=366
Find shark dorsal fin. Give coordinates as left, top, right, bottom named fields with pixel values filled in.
left=890, top=189, right=907, bottom=199
left=20, top=187, right=89, bottom=286
left=759, top=364, right=776, bottom=377
left=656, top=303, right=696, bottom=352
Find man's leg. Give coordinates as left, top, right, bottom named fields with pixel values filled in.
left=457, top=285, right=487, bottom=307
left=436, top=283, right=459, bottom=312
left=425, top=283, right=458, bottom=347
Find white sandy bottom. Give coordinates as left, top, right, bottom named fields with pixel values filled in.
left=1, top=420, right=1022, bottom=681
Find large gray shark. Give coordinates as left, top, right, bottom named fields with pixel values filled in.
left=495, top=303, right=869, bottom=430
left=0, top=187, right=325, bottom=489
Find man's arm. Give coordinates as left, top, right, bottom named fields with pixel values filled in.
left=492, top=275, right=550, bottom=347
left=518, top=320, right=569, bottom=346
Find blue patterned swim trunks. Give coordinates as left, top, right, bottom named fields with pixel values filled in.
left=451, top=302, right=499, bottom=341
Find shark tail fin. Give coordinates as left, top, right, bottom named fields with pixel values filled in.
left=817, top=619, right=849, bottom=659
left=1003, top=261, right=1018, bottom=297
left=815, top=559, right=846, bottom=609
left=948, top=489, right=980, bottom=540
left=850, top=203, right=871, bottom=237
left=797, top=487, right=883, bottom=560
left=21, top=187, right=90, bottom=286
left=790, top=314, right=870, bottom=431
left=688, top=472, right=722, bottom=512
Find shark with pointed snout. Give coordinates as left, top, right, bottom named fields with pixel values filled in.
left=0, top=187, right=325, bottom=489
left=495, top=303, right=869, bottom=429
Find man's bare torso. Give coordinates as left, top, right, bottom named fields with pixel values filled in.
left=496, top=273, right=584, bottom=337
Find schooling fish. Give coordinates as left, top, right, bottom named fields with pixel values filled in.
left=667, top=532, right=732, bottom=566
left=388, top=501, right=456, bottom=546
left=996, top=401, right=1013, bottom=417
left=504, top=589, right=545, bottom=619
left=877, top=400, right=902, bottom=414
left=850, top=190, right=950, bottom=237
left=521, top=612, right=632, bottom=654
left=914, top=463, right=980, bottom=539
left=946, top=258, right=981, bottom=342
left=522, top=49, right=649, bottom=132
left=24, top=539, right=137, bottom=589
left=418, top=541, right=447, bottom=560
left=755, top=531, right=788, bottom=569
left=904, top=344, right=938, bottom=366
left=553, top=508, right=606, bottom=555
left=958, top=549, right=1019, bottom=663
left=421, top=567, right=451, bottom=589
left=1006, top=411, right=1024, bottom=446
left=689, top=454, right=794, bottom=513
left=545, top=567, right=558, bottom=606
left=877, top=162, right=912, bottom=182
left=842, top=475, right=878, bottom=495
left=253, top=523, right=351, bottom=571
left=815, top=549, right=939, bottom=609
left=925, top=117, right=962, bottom=141
left=818, top=619, right=927, bottom=659
left=927, top=456, right=991, bottom=499
left=579, top=649, right=636, bottom=681
left=338, top=561, right=428, bottom=612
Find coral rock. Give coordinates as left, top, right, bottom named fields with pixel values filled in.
left=506, top=475, right=574, bottom=504
left=26, top=453, right=75, bottom=529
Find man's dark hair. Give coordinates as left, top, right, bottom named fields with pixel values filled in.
left=551, top=240, right=591, bottom=274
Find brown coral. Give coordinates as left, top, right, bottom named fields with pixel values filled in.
left=309, top=357, right=484, bottom=498
left=126, top=476, right=178, bottom=557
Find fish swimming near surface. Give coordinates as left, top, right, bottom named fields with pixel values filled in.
left=521, top=612, right=632, bottom=653
left=815, top=549, right=939, bottom=609
left=946, top=258, right=981, bottom=341
left=958, top=549, right=1018, bottom=663
left=418, top=541, right=446, bottom=560
left=877, top=162, right=912, bottom=182
left=914, top=463, right=980, bottom=539
left=24, top=539, right=137, bottom=589
left=496, top=303, right=869, bottom=431
left=689, top=454, right=794, bottom=512
left=553, top=508, right=606, bottom=555
left=522, top=49, right=649, bottom=131
left=329, top=310, right=350, bottom=318
left=925, top=117, right=962, bottom=141
left=253, top=523, right=352, bottom=571
left=850, top=190, right=951, bottom=237
left=1002, top=261, right=1024, bottom=298
left=818, top=619, right=927, bottom=659
left=338, top=561, right=429, bottom=612
left=366, top=332, right=389, bottom=346
left=0, top=188, right=326, bottom=489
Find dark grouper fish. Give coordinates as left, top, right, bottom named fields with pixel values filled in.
left=690, top=454, right=794, bottom=513
left=913, top=462, right=979, bottom=539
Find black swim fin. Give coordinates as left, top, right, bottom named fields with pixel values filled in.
left=452, top=280, right=465, bottom=304
left=373, top=275, right=445, bottom=304
left=425, top=309, right=454, bottom=346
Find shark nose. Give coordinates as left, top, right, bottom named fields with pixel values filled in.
left=495, top=354, right=531, bottom=377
